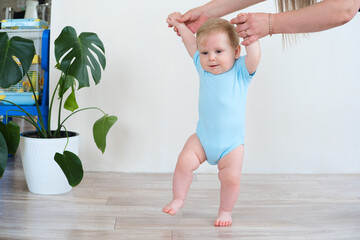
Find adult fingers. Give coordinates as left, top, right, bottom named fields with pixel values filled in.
left=238, top=28, right=252, bottom=38
left=241, top=35, right=259, bottom=46
left=230, top=14, right=247, bottom=25
left=177, top=11, right=192, bottom=23
left=235, top=21, right=249, bottom=33
left=187, top=14, right=208, bottom=33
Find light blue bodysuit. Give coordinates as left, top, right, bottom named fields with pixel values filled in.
left=193, top=51, right=255, bottom=165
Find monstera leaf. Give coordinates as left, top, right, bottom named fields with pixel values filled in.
left=54, top=151, right=84, bottom=187
left=0, top=33, right=35, bottom=88
left=0, top=121, right=20, bottom=178
left=93, top=114, right=118, bottom=153
left=0, top=133, right=8, bottom=178
left=54, top=26, right=106, bottom=90
left=0, top=121, right=20, bottom=155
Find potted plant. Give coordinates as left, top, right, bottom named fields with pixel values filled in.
left=0, top=26, right=117, bottom=194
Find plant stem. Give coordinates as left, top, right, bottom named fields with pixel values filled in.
left=0, top=99, right=47, bottom=137
left=27, top=73, right=47, bottom=138
left=61, top=107, right=106, bottom=126
left=8, top=115, right=43, bottom=133
left=4, top=110, right=40, bottom=131
left=61, top=125, right=70, bottom=152
left=48, top=80, right=61, bottom=137
left=56, top=90, right=64, bottom=137
left=52, top=107, right=106, bottom=137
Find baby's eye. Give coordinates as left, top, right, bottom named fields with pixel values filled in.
left=201, top=52, right=208, bottom=55
left=216, top=50, right=222, bottom=53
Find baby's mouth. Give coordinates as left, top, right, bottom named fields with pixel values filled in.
left=209, top=64, right=219, bottom=68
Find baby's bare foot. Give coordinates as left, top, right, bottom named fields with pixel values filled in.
left=162, top=199, right=184, bottom=215
left=214, top=210, right=232, bottom=227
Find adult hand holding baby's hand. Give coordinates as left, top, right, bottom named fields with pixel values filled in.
left=167, top=12, right=182, bottom=28
left=230, top=13, right=269, bottom=46
left=176, top=9, right=208, bottom=34
left=168, top=9, right=208, bottom=36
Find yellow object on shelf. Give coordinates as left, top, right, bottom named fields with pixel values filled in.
left=22, top=71, right=38, bottom=92
left=12, top=55, right=41, bottom=65
left=32, top=55, right=40, bottom=64
left=31, top=95, right=39, bottom=100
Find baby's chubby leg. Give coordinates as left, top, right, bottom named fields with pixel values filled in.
left=215, top=145, right=244, bottom=227
left=162, top=134, right=206, bottom=215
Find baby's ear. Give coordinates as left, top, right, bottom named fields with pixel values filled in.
left=235, top=45, right=241, bottom=59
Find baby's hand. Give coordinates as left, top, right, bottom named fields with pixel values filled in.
left=167, top=12, right=182, bottom=28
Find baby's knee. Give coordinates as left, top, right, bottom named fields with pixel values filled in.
left=176, top=151, right=200, bottom=172
left=219, top=171, right=241, bottom=188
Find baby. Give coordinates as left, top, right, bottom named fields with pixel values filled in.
left=163, top=12, right=261, bottom=227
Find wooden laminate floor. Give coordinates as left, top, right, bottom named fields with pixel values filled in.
left=0, top=157, right=360, bottom=240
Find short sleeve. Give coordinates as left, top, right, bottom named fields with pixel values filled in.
left=193, top=51, right=204, bottom=75
left=236, top=55, right=256, bottom=84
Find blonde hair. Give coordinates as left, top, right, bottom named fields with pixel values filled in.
left=276, top=0, right=318, bottom=46
left=196, top=18, right=239, bottom=49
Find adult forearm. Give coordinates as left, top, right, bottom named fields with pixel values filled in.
left=202, top=0, right=265, bottom=18
left=273, top=0, right=360, bottom=34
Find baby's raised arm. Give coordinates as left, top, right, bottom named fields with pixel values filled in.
left=244, top=39, right=261, bottom=75
left=167, top=12, right=197, bottom=58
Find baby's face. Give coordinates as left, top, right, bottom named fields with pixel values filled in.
left=198, top=32, right=238, bottom=75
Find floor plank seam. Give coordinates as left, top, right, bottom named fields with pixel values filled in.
left=113, top=217, right=117, bottom=230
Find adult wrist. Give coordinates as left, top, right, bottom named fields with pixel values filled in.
left=271, top=13, right=282, bottom=35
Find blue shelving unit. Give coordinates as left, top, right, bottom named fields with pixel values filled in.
left=0, top=29, right=50, bottom=130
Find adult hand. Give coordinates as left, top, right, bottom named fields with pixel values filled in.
left=230, top=13, right=270, bottom=46
left=168, top=8, right=208, bottom=35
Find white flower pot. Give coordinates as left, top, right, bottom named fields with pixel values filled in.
left=20, top=131, right=79, bottom=195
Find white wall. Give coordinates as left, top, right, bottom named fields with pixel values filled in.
left=50, top=0, right=360, bottom=173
